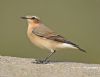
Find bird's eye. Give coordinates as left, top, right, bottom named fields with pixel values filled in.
left=31, top=17, right=36, bottom=19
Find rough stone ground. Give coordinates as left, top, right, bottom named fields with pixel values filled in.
left=0, top=56, right=100, bottom=77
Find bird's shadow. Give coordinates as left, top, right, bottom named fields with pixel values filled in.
left=31, top=59, right=87, bottom=64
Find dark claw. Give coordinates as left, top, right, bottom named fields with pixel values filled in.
left=35, top=59, right=50, bottom=64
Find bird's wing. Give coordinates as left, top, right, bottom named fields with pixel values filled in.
left=32, top=24, right=72, bottom=43
left=32, top=24, right=86, bottom=52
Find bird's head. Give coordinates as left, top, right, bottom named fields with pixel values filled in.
left=21, top=16, right=40, bottom=24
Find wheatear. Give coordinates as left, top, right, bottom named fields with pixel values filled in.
left=21, top=16, right=86, bottom=64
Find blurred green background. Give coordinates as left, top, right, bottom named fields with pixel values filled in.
left=0, top=0, right=99, bottom=64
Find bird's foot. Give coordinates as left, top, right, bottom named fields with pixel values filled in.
left=35, top=59, right=50, bottom=64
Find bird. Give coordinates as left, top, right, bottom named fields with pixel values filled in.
left=21, top=16, right=86, bottom=64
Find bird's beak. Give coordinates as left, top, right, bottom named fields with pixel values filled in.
left=21, top=17, right=28, bottom=19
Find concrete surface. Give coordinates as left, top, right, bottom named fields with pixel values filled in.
left=0, top=56, right=100, bottom=77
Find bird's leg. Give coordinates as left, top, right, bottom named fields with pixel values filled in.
left=43, top=50, right=56, bottom=62
left=36, top=50, right=56, bottom=64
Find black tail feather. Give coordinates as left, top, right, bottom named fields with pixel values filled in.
left=76, top=46, right=86, bottom=53
left=65, top=40, right=86, bottom=53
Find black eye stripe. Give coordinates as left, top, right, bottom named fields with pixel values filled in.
left=31, top=17, right=36, bottom=19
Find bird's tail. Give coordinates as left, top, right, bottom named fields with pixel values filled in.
left=75, top=46, right=86, bottom=53
left=65, top=41, right=86, bottom=53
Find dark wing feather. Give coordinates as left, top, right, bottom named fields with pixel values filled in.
left=32, top=25, right=78, bottom=45
left=32, top=24, right=67, bottom=43
left=45, top=35, right=80, bottom=48
left=32, top=24, right=86, bottom=53
left=47, top=34, right=86, bottom=52
left=44, top=35, right=67, bottom=43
